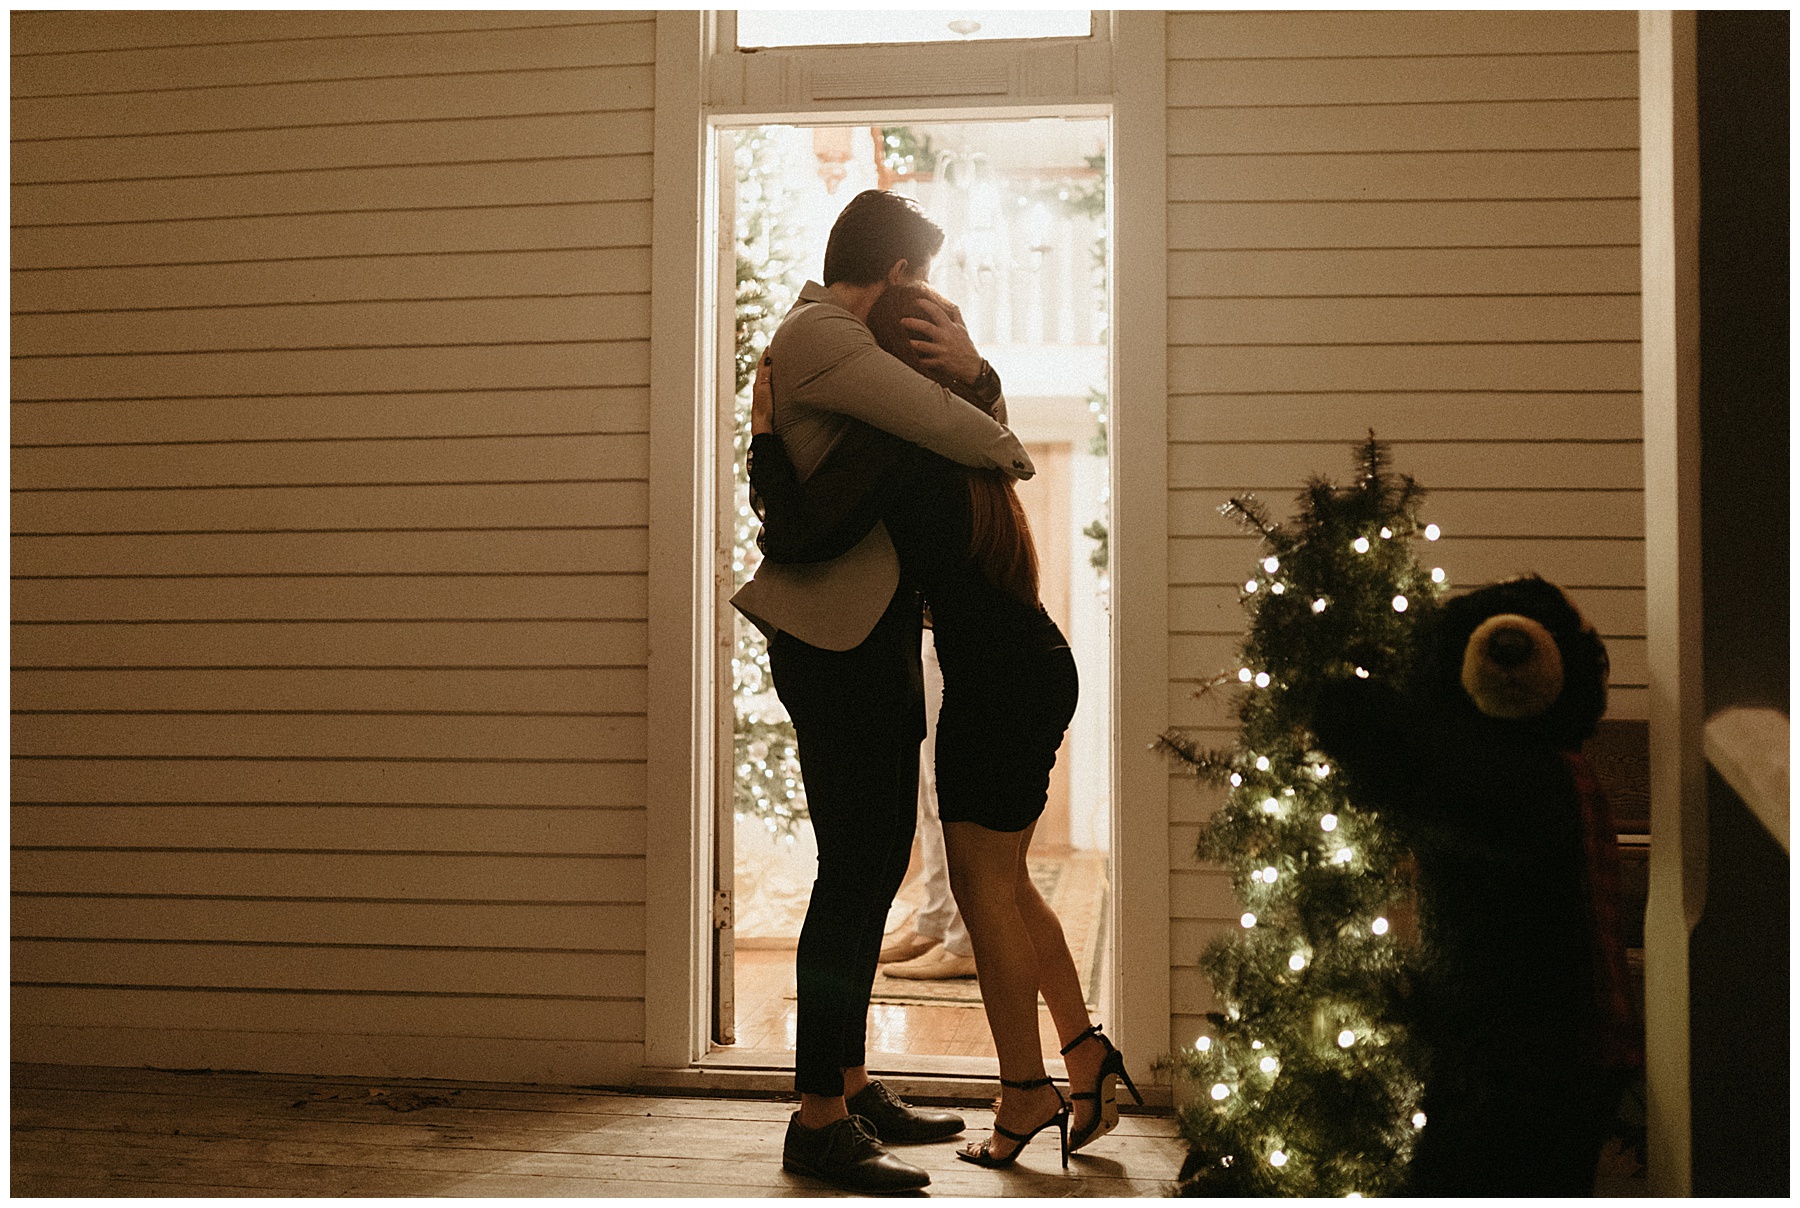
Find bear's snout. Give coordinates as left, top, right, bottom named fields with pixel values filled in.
left=1484, top=626, right=1535, bottom=668
left=1460, top=613, right=1564, bottom=719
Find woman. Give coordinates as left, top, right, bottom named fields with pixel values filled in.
left=748, top=282, right=1140, bottom=1168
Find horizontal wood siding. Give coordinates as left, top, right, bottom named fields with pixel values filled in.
left=11, top=10, right=656, bottom=1084
left=1162, top=10, right=1643, bottom=1050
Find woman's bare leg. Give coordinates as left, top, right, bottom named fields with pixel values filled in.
left=944, top=819, right=1062, bottom=1158
left=1008, top=823, right=1103, bottom=1134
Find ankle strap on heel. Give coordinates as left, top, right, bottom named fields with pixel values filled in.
left=999, top=1075, right=1056, bottom=1090
left=1059, top=1023, right=1107, bottom=1056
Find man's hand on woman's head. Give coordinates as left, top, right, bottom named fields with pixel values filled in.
left=751, top=353, right=774, bottom=436
left=898, top=296, right=984, bottom=387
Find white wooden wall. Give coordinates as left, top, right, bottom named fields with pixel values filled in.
left=12, top=9, right=1645, bottom=1087
left=11, top=10, right=656, bottom=1082
left=1160, top=10, right=1643, bottom=1051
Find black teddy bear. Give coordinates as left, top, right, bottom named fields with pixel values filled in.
left=1312, top=575, right=1641, bottom=1197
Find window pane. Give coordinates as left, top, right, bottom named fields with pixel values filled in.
left=736, top=10, right=1092, bottom=49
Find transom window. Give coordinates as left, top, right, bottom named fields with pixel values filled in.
left=736, top=9, right=1093, bottom=50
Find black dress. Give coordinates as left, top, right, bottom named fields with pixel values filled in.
left=750, top=429, right=1078, bottom=833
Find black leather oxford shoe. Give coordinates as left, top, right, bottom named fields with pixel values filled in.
left=847, top=1079, right=966, bottom=1144
left=781, top=1112, right=931, bottom=1194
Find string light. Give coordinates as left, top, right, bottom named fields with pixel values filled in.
left=1262, top=798, right=1280, bottom=814
left=1425, top=523, right=1441, bottom=540
left=1241, top=912, right=1258, bottom=929
left=1412, top=1111, right=1428, bottom=1129
left=1270, top=1150, right=1289, bottom=1168
left=1239, top=668, right=1253, bottom=683
left=1245, top=579, right=1259, bottom=593
left=1379, top=527, right=1392, bottom=539
left=1196, top=1035, right=1212, bottom=1052
left=1251, top=1041, right=1263, bottom=1049
left=1334, top=848, right=1354, bottom=864
left=1255, top=756, right=1271, bottom=771
left=1371, top=917, right=1390, bottom=936
left=1338, top=1030, right=1356, bottom=1048
left=1431, top=567, right=1446, bottom=583
left=1392, top=594, right=1409, bottom=613
left=1352, top=536, right=1370, bottom=553
left=1263, top=556, right=1280, bottom=573
left=1289, top=953, right=1307, bottom=971
left=1262, top=865, right=1278, bottom=882
left=1321, top=814, right=1339, bottom=832
left=1270, top=582, right=1285, bottom=594
left=1254, top=672, right=1272, bottom=688
left=1354, top=667, right=1370, bottom=679
left=1312, top=597, right=1328, bottom=613
left=1314, top=762, right=1331, bottom=778
left=1229, top=772, right=1243, bottom=787
left=1260, top=1056, right=1278, bottom=1073
left=1211, top=1083, right=1231, bottom=1101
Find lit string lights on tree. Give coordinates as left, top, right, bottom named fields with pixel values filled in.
left=731, top=128, right=807, bottom=836
left=1157, top=436, right=1446, bottom=1197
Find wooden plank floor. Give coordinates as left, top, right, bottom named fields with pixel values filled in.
left=12, top=1063, right=1186, bottom=1197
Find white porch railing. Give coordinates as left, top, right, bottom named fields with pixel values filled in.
left=1703, top=706, right=1790, bottom=854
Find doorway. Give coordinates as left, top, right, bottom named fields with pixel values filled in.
left=715, top=117, right=1114, bottom=1072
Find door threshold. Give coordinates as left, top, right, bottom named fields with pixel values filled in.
left=638, top=1049, right=1171, bottom=1109
left=703, top=1046, right=1024, bottom=1079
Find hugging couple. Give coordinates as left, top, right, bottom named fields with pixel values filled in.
left=732, top=190, right=1138, bottom=1194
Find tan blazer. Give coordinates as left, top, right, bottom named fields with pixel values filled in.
left=731, top=282, right=1034, bottom=651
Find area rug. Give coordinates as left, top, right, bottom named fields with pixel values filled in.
left=865, top=851, right=1109, bottom=1009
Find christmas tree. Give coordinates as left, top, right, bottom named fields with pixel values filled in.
left=1158, top=436, right=1446, bottom=1197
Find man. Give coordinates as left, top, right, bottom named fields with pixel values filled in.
left=732, top=190, right=1032, bottom=1194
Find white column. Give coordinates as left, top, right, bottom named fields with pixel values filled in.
left=1638, top=10, right=1703, bottom=1197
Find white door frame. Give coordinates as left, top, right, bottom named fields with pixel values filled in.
left=644, top=10, right=1168, bottom=1092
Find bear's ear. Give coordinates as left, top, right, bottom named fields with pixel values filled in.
left=1460, top=612, right=1564, bottom=719
left=1547, top=620, right=1610, bottom=746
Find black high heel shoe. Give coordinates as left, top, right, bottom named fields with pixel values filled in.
left=956, top=1075, right=1070, bottom=1169
left=1062, top=1023, right=1143, bottom=1154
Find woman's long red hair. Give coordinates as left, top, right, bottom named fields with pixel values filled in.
left=865, top=283, right=1040, bottom=608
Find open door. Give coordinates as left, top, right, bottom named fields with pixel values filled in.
left=711, top=131, right=738, bottom=1045
left=712, top=119, right=1113, bottom=1072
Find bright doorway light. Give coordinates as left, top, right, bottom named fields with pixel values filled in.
left=724, top=117, right=1113, bottom=1064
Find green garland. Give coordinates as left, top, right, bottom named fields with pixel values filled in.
left=731, top=128, right=807, bottom=835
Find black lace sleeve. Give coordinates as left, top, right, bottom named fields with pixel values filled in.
left=748, top=423, right=908, bottom=564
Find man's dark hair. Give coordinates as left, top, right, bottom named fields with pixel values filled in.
left=821, top=189, right=945, bottom=286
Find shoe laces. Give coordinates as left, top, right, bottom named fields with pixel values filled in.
left=857, top=1080, right=904, bottom=1111
left=827, top=1114, right=883, bottom=1162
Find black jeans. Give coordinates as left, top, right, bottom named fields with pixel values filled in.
left=768, top=589, right=924, bottom=1097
